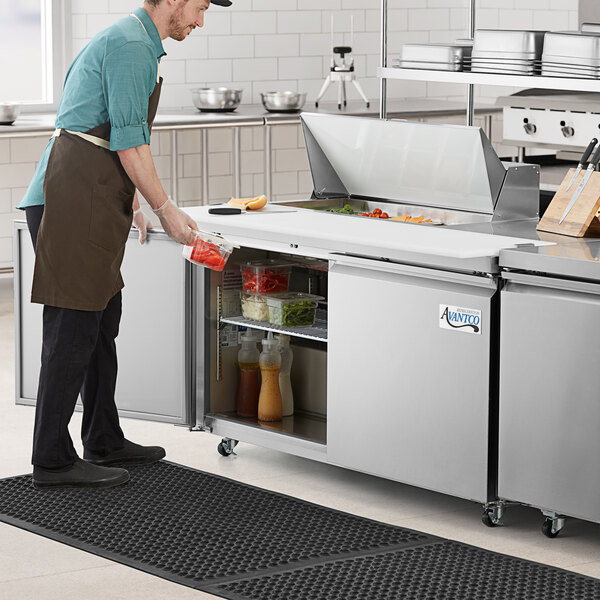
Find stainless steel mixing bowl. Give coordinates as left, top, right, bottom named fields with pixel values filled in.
left=261, top=91, right=307, bottom=113
left=0, top=103, right=21, bottom=125
left=191, top=88, right=243, bottom=112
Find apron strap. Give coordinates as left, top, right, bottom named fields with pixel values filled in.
left=130, top=13, right=161, bottom=83
left=53, top=129, right=111, bottom=150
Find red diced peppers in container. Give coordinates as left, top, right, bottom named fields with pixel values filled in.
left=183, top=231, right=238, bottom=272
left=241, top=262, right=292, bottom=294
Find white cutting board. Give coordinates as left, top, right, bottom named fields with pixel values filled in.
left=184, top=205, right=553, bottom=260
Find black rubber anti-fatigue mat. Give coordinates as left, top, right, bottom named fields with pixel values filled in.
left=209, top=541, right=600, bottom=600
left=0, top=461, right=436, bottom=588
left=1, top=461, right=599, bottom=600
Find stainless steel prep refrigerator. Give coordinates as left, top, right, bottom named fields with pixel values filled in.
left=498, top=241, right=600, bottom=537
left=14, top=113, right=545, bottom=525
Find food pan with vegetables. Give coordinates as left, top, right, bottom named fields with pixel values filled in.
left=265, top=293, right=324, bottom=328
left=240, top=292, right=269, bottom=322
left=241, top=262, right=292, bottom=294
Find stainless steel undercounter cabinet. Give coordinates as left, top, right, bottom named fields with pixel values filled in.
left=14, top=223, right=195, bottom=424
left=498, top=242, right=600, bottom=537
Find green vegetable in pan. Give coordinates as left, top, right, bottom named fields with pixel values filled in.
left=268, top=301, right=317, bottom=327
left=327, top=204, right=356, bottom=215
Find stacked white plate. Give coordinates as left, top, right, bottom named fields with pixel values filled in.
left=542, top=31, right=600, bottom=79
left=470, top=30, right=545, bottom=75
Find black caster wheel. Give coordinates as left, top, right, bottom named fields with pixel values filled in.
left=315, top=102, right=319, bottom=108
left=366, top=102, right=370, bottom=108
left=481, top=511, right=497, bottom=528
left=217, top=442, right=232, bottom=457
left=542, top=518, right=560, bottom=538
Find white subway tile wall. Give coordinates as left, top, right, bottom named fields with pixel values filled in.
left=0, top=0, right=579, bottom=269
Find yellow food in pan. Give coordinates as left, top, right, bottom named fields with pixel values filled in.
left=390, top=215, right=433, bottom=223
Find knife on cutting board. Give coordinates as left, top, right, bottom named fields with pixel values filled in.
left=559, top=143, right=600, bottom=225
left=565, top=137, right=598, bottom=192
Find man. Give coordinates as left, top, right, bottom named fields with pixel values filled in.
left=18, top=0, right=232, bottom=490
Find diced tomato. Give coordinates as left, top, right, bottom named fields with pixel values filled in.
left=381, top=212, right=389, bottom=219
left=373, top=208, right=382, bottom=215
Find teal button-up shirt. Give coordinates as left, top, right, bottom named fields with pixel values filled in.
left=19, top=8, right=165, bottom=209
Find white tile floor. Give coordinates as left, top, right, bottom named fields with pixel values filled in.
left=1, top=274, right=600, bottom=598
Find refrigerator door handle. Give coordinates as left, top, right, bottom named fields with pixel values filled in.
left=329, top=252, right=497, bottom=289
left=502, top=271, right=600, bottom=296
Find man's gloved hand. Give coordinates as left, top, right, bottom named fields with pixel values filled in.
left=132, top=207, right=153, bottom=245
left=153, top=197, right=198, bottom=245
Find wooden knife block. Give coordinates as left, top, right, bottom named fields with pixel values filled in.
left=537, top=168, right=600, bottom=237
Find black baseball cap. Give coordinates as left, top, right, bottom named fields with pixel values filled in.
left=211, top=0, right=232, bottom=5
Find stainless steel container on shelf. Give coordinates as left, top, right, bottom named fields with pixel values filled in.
left=393, top=44, right=471, bottom=71
left=0, top=103, right=21, bottom=125
left=471, top=30, right=545, bottom=74
left=542, top=54, right=600, bottom=67
left=191, top=88, right=243, bottom=112
left=473, top=29, right=546, bottom=57
left=399, top=43, right=472, bottom=65
left=393, top=60, right=464, bottom=72
left=541, top=69, right=599, bottom=79
left=543, top=31, right=600, bottom=61
left=470, top=60, right=537, bottom=75
left=260, top=91, right=307, bottom=112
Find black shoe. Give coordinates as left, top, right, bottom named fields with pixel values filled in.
left=33, top=458, right=129, bottom=490
left=84, top=439, right=166, bottom=466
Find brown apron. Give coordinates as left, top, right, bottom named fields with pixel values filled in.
left=32, top=62, right=162, bottom=311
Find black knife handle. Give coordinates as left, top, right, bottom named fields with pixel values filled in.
left=581, top=138, right=598, bottom=165
left=208, top=207, right=242, bottom=215
left=590, top=142, right=600, bottom=169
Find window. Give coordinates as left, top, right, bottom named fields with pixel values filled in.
left=0, top=0, right=69, bottom=108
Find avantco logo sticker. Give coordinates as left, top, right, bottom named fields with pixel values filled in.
left=439, top=305, right=481, bottom=335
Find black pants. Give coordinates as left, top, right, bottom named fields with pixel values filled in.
left=26, top=206, right=124, bottom=470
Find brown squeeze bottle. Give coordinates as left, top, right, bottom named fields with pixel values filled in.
left=236, top=333, right=260, bottom=417
left=258, top=333, right=282, bottom=422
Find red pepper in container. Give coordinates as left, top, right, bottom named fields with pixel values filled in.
left=241, top=262, right=292, bottom=294
left=183, top=231, right=238, bottom=272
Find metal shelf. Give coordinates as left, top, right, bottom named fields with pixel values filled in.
left=378, top=67, right=600, bottom=93
left=209, top=411, right=327, bottom=446
left=220, top=316, right=328, bottom=342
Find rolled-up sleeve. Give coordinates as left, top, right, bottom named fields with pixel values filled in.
left=102, top=42, right=157, bottom=151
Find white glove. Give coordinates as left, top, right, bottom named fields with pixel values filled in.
left=153, top=197, right=198, bottom=245
left=132, top=207, right=153, bottom=245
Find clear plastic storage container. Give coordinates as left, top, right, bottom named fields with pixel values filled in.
left=265, top=293, right=324, bottom=328
left=240, top=291, right=269, bottom=322
left=183, top=231, right=237, bottom=272
left=241, top=261, right=292, bottom=294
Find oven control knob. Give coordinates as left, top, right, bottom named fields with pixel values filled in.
left=561, top=125, right=575, bottom=138
left=523, top=122, right=537, bottom=135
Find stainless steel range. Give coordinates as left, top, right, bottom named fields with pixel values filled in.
left=497, top=88, right=600, bottom=151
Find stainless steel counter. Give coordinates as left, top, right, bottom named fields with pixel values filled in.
left=0, top=99, right=500, bottom=137
left=450, top=217, right=600, bottom=280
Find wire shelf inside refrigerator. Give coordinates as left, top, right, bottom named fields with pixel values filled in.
left=220, top=315, right=328, bottom=342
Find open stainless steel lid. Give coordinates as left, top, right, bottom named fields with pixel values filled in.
left=300, top=113, right=507, bottom=215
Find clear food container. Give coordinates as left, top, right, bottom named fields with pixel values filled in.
left=241, top=261, right=292, bottom=294
left=182, top=231, right=237, bottom=272
left=265, top=293, right=324, bottom=328
left=240, top=291, right=269, bottom=322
